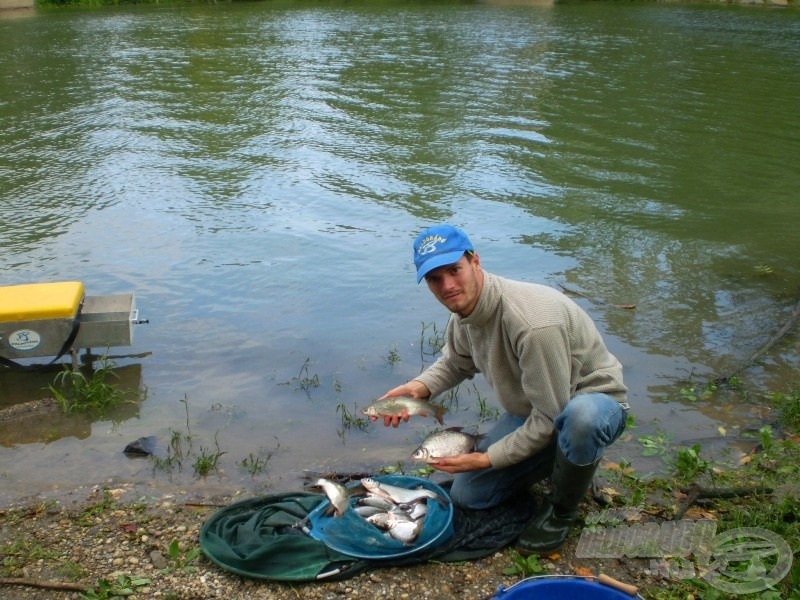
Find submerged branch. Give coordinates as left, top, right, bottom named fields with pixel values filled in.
left=558, top=284, right=636, bottom=310
left=715, top=298, right=800, bottom=385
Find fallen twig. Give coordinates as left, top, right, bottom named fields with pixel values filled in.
left=559, top=284, right=636, bottom=310
left=678, top=485, right=774, bottom=499
left=673, top=484, right=774, bottom=520
left=0, top=577, right=88, bottom=592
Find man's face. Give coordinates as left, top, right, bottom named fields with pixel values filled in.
left=423, top=254, right=483, bottom=317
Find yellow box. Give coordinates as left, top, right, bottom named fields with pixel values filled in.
left=0, top=281, right=85, bottom=323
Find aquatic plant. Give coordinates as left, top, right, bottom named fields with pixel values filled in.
left=49, top=358, right=134, bottom=415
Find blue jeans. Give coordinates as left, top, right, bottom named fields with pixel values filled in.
left=448, top=393, right=628, bottom=509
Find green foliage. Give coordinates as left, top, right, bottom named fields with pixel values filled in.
left=772, top=388, right=800, bottom=433
left=163, top=539, right=201, bottom=573
left=378, top=462, right=404, bottom=475
left=385, top=345, right=401, bottom=366
left=754, top=263, right=774, bottom=275
left=595, top=404, right=800, bottom=600
left=758, top=425, right=774, bottom=453
left=672, top=444, right=710, bottom=481
left=80, top=575, right=151, bottom=599
left=419, top=321, right=445, bottom=368
left=1, top=536, right=59, bottom=576
left=49, top=359, right=134, bottom=416
left=57, top=559, right=87, bottom=581
left=337, top=402, right=369, bottom=431
left=192, top=433, right=225, bottom=477
left=637, top=429, right=671, bottom=457
left=152, top=427, right=190, bottom=473
left=502, top=549, right=547, bottom=577
left=409, top=463, right=435, bottom=477
left=78, top=489, right=116, bottom=525
left=679, top=380, right=717, bottom=403
left=475, top=391, right=500, bottom=422
left=241, top=451, right=271, bottom=476
left=278, top=358, right=320, bottom=398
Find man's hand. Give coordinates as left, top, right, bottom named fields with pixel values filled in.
left=380, top=407, right=409, bottom=428
left=369, top=380, right=431, bottom=428
left=430, top=452, right=491, bottom=473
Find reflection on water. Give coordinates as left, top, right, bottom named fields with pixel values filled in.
left=0, top=1, right=798, bottom=503
left=0, top=364, right=144, bottom=446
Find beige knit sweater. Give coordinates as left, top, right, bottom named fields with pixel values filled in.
left=415, top=272, right=627, bottom=469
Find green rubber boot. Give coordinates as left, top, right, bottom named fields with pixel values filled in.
left=515, top=447, right=598, bottom=555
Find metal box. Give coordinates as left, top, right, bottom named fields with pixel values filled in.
left=74, top=294, right=137, bottom=349
left=0, top=282, right=142, bottom=362
left=0, top=282, right=85, bottom=360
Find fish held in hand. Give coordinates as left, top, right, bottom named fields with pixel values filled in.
left=361, top=396, right=447, bottom=425
left=411, top=427, right=485, bottom=463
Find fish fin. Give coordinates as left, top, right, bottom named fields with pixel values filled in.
left=433, top=404, right=447, bottom=425
left=444, top=426, right=464, bottom=433
left=347, top=483, right=368, bottom=497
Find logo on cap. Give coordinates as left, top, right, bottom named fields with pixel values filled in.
left=417, top=235, right=447, bottom=257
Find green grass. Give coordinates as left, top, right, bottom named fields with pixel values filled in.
left=602, top=384, right=800, bottom=600
left=49, top=359, right=135, bottom=416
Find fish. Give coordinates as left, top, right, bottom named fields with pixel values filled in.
left=386, top=512, right=423, bottom=545
left=361, top=396, right=447, bottom=425
left=366, top=512, right=393, bottom=530
left=361, top=477, right=450, bottom=507
left=354, top=504, right=387, bottom=518
left=307, top=478, right=351, bottom=517
left=357, top=495, right=397, bottom=511
left=406, top=501, right=428, bottom=521
left=411, top=427, right=485, bottom=463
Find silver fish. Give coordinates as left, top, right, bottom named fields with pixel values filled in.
left=361, top=396, right=447, bottom=425
left=309, top=478, right=350, bottom=517
left=366, top=512, right=393, bottom=530
left=354, top=504, right=386, bottom=518
left=386, top=512, right=423, bottom=545
left=357, top=496, right=397, bottom=511
left=361, top=478, right=449, bottom=507
left=407, top=501, right=428, bottom=521
left=411, top=427, right=485, bottom=463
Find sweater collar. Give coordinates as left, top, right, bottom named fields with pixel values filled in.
left=460, top=271, right=501, bottom=327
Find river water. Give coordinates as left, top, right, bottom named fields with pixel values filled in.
left=1, top=0, right=799, bottom=503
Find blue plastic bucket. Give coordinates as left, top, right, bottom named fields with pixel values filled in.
left=493, top=576, right=639, bottom=599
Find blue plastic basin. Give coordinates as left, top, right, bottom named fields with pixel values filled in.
left=494, top=577, right=637, bottom=599
left=307, top=474, right=454, bottom=560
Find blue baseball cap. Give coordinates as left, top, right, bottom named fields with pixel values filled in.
left=413, top=225, right=474, bottom=283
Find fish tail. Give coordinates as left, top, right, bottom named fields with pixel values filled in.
left=433, top=404, right=446, bottom=425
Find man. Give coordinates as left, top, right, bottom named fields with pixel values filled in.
left=378, top=224, right=629, bottom=554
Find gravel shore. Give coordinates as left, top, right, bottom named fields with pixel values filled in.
left=0, top=484, right=516, bottom=600
left=0, top=482, right=653, bottom=600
